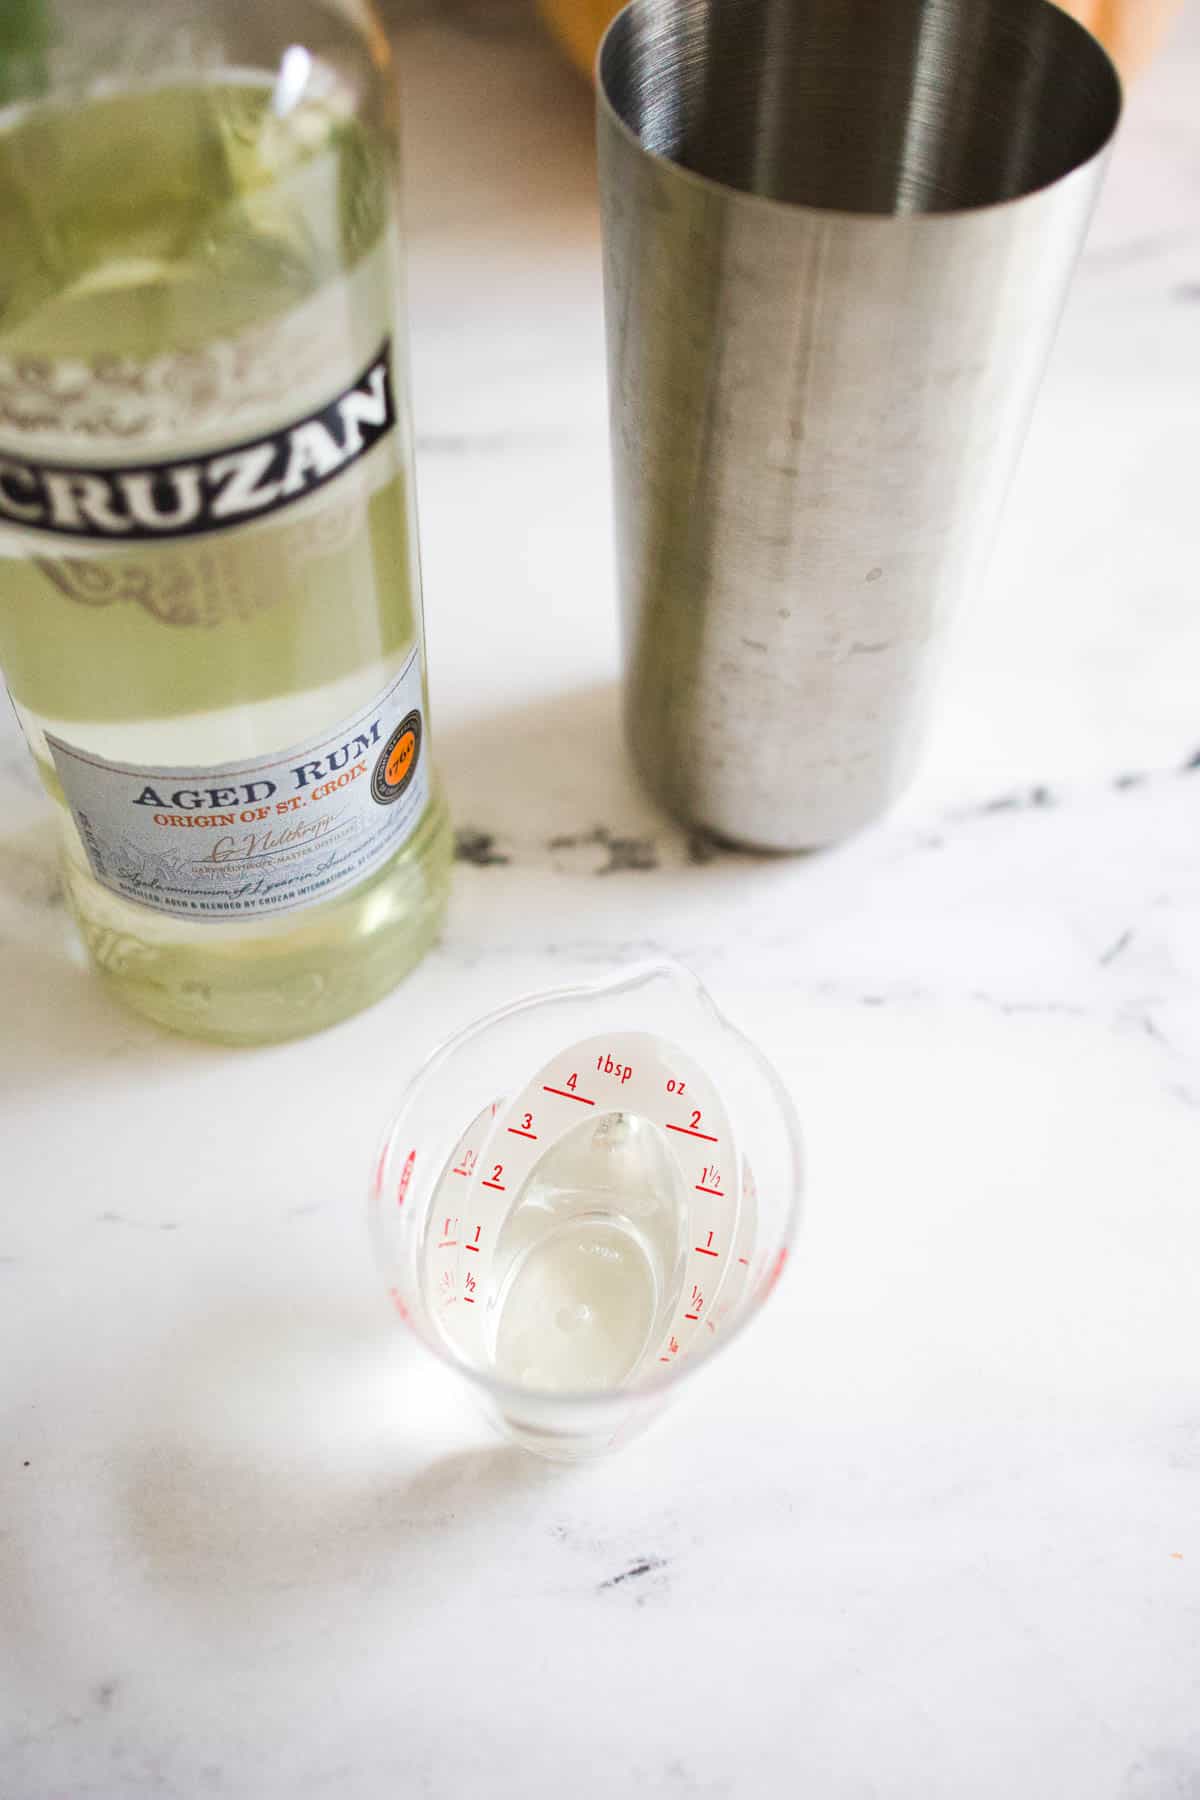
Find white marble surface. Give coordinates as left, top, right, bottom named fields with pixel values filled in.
left=3, top=6, right=1199, bottom=1796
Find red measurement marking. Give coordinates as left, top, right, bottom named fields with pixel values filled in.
left=507, top=1128, right=538, bottom=1140
left=453, top=1167, right=471, bottom=1177
left=666, top=1123, right=719, bottom=1142
left=695, top=1184, right=724, bottom=1198
left=543, top=1086, right=595, bottom=1105
left=482, top=1179, right=506, bottom=1192
left=465, top=1242, right=480, bottom=1251
left=685, top=1312, right=700, bottom=1321
left=464, top=1296, right=476, bottom=1304
left=694, top=1245, right=720, bottom=1257
left=438, top=1240, right=457, bottom=1249
left=765, top=1247, right=788, bottom=1294
left=659, top=1355, right=671, bottom=1362
left=395, top=1150, right=416, bottom=1207
left=738, top=1256, right=750, bottom=1265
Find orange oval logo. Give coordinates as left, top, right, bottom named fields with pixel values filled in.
left=371, top=709, right=422, bottom=806
left=385, top=730, right=416, bottom=789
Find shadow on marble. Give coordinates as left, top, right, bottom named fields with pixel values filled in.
left=0, top=812, right=227, bottom=1090
left=436, top=676, right=771, bottom=873
left=0, top=934, right=220, bottom=1097
left=434, top=680, right=807, bottom=931
left=115, top=1292, right=563, bottom=1630
left=0, top=816, right=62, bottom=910
left=0, top=936, right=223, bottom=1087
left=394, top=1439, right=573, bottom=1518
left=438, top=679, right=642, bottom=845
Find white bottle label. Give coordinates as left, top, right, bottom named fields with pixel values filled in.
left=46, top=650, right=429, bottom=922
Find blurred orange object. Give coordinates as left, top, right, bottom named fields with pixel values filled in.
left=538, top=0, right=1181, bottom=84
left=537, top=0, right=618, bottom=78
left=1067, top=0, right=1182, bottom=72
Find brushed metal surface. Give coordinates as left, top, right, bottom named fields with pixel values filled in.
left=598, top=0, right=1121, bottom=850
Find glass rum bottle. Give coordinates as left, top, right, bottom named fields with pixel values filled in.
left=0, top=0, right=451, bottom=1043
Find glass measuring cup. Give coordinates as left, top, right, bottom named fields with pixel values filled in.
left=370, top=963, right=803, bottom=1458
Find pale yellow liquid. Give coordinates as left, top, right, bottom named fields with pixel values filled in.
left=489, top=1113, right=686, bottom=1391
left=0, top=78, right=451, bottom=1043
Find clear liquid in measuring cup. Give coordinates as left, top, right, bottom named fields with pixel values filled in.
left=422, top=1030, right=745, bottom=1394
left=375, top=969, right=798, bottom=1458
left=489, top=1112, right=688, bottom=1392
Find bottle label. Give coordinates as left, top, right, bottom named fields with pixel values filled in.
left=46, top=650, right=429, bottom=922
left=0, top=344, right=395, bottom=545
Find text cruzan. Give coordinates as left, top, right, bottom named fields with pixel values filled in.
left=0, top=347, right=395, bottom=542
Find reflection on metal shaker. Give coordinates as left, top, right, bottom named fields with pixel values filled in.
left=598, top=0, right=1121, bottom=849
